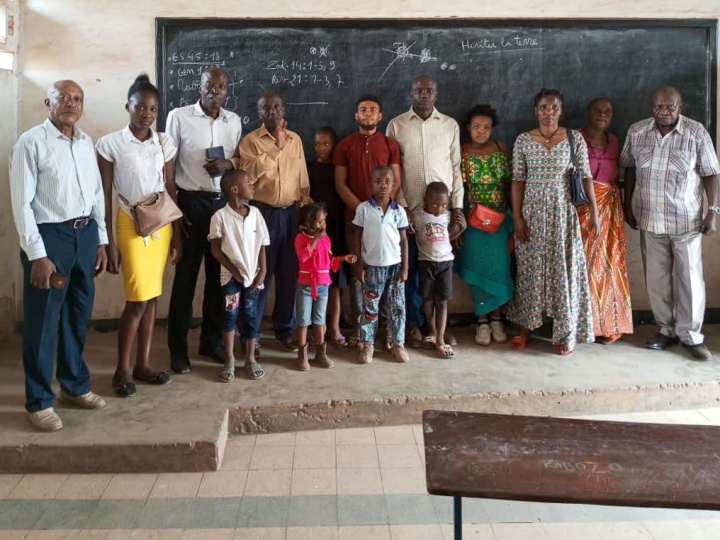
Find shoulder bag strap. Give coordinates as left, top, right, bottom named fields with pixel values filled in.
left=566, top=128, right=577, bottom=170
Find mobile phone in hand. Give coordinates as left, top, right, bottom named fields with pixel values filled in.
left=49, top=272, right=67, bottom=290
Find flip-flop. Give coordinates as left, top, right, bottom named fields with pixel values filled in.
left=422, top=335, right=437, bottom=350
left=218, top=366, right=235, bottom=383
left=444, top=332, right=458, bottom=347
left=329, top=335, right=349, bottom=348
left=133, top=371, right=172, bottom=385
left=555, top=343, right=573, bottom=356
left=436, top=344, right=455, bottom=358
left=246, top=361, right=265, bottom=380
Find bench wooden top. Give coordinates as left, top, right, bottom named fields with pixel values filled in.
left=423, top=410, right=720, bottom=510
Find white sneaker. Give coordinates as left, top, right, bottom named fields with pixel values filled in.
left=474, top=323, right=491, bottom=346
left=60, top=391, right=107, bottom=410
left=28, top=407, right=63, bottom=432
left=490, top=320, right=508, bottom=343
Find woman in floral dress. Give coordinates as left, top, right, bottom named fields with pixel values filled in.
left=455, top=104, right=514, bottom=346
left=508, top=89, right=600, bottom=355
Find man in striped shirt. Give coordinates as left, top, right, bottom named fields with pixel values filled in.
left=10, top=80, right=109, bottom=431
left=621, top=86, right=720, bottom=361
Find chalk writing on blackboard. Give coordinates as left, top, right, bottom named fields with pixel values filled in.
left=380, top=41, right=441, bottom=81
left=460, top=34, right=542, bottom=54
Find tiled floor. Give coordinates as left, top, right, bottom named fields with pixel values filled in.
left=2, top=409, right=720, bottom=539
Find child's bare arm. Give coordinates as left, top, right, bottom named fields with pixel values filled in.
left=398, top=229, right=409, bottom=282
left=352, top=225, right=365, bottom=283
left=448, top=212, right=467, bottom=241
left=250, top=246, right=267, bottom=290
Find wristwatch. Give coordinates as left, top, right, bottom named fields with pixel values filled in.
left=709, top=205, right=720, bottom=215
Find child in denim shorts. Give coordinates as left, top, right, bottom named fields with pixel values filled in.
left=294, top=203, right=357, bottom=371
left=208, top=170, right=270, bottom=383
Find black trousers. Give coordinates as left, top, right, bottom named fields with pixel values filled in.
left=167, top=189, right=227, bottom=357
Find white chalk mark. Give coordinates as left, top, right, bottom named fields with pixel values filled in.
left=171, top=61, right=227, bottom=65
left=461, top=47, right=543, bottom=56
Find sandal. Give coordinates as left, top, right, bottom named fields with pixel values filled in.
left=510, top=330, right=531, bottom=351
left=133, top=371, right=172, bottom=385
left=218, top=365, right=235, bottom=383
left=422, top=335, right=437, bottom=350
left=436, top=344, right=455, bottom=358
left=113, top=382, right=137, bottom=398
left=596, top=334, right=621, bottom=345
left=555, top=343, right=573, bottom=356
left=246, top=361, right=265, bottom=380
left=329, top=335, right=349, bottom=348
left=407, top=326, right=424, bottom=349
left=347, top=335, right=362, bottom=348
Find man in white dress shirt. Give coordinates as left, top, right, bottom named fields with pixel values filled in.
left=165, top=67, right=243, bottom=374
left=386, top=75, right=464, bottom=348
left=9, top=80, right=108, bottom=432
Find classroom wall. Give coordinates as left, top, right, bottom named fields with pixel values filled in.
left=5, top=0, right=720, bottom=323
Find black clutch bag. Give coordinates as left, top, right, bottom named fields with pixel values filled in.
left=566, top=129, right=589, bottom=206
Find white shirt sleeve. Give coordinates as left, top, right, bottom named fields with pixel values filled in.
left=9, top=135, right=47, bottom=260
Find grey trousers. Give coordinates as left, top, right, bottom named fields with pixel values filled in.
left=640, top=229, right=705, bottom=345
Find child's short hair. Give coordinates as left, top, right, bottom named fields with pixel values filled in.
left=315, top=126, right=337, bottom=143
left=219, top=169, right=247, bottom=195
left=370, top=165, right=392, bottom=179
left=299, top=202, right=327, bottom=232
left=425, top=182, right=449, bottom=199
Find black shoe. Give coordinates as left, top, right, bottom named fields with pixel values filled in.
left=198, top=345, right=226, bottom=364
left=682, top=342, right=713, bottom=361
left=113, top=382, right=137, bottom=398
left=170, top=354, right=192, bottom=374
left=276, top=336, right=299, bottom=352
left=646, top=332, right=679, bottom=350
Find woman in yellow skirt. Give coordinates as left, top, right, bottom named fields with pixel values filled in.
left=97, top=74, right=182, bottom=397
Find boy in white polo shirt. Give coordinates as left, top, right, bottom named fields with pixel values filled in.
left=352, top=166, right=410, bottom=364
left=209, top=170, right=270, bottom=383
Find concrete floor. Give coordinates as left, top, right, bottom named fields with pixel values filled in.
left=0, top=323, right=719, bottom=473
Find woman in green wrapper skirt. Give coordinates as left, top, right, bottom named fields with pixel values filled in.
left=455, top=104, right=514, bottom=346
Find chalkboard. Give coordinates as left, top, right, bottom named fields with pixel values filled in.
left=156, top=20, right=717, bottom=156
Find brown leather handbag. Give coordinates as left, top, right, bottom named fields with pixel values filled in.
left=120, top=134, right=183, bottom=237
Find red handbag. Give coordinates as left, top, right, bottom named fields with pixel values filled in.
left=463, top=149, right=505, bottom=234
left=468, top=203, right=504, bottom=233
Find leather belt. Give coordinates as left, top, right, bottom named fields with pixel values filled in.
left=180, top=189, right=223, bottom=200
left=60, top=216, right=91, bottom=229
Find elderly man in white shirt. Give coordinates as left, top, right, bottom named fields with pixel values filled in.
left=9, top=80, right=108, bottom=432
left=386, top=75, right=464, bottom=348
left=165, top=68, right=244, bottom=375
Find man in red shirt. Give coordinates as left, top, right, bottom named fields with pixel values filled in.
left=335, top=94, right=402, bottom=347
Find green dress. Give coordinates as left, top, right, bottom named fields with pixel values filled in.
left=455, top=149, right=514, bottom=316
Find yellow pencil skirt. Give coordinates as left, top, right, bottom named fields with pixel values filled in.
left=116, top=209, right=172, bottom=302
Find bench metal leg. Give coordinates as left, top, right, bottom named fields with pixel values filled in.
left=454, top=496, right=462, bottom=540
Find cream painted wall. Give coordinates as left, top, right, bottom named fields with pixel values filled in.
left=7, top=0, right=720, bottom=321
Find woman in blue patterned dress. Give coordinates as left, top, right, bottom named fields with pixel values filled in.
left=507, top=89, right=600, bottom=355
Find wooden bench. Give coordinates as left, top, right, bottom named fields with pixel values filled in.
left=423, top=410, right=720, bottom=540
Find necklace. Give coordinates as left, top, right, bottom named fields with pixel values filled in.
left=538, top=126, right=560, bottom=143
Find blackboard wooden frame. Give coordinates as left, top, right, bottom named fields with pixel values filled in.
left=155, top=18, right=717, bottom=143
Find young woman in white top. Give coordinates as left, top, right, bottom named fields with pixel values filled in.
left=96, top=74, right=181, bottom=397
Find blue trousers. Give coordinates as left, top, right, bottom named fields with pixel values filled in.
left=406, top=233, right=425, bottom=329
left=168, top=190, right=227, bottom=357
left=252, top=203, right=299, bottom=340
left=20, top=221, right=98, bottom=412
left=360, top=264, right=406, bottom=345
